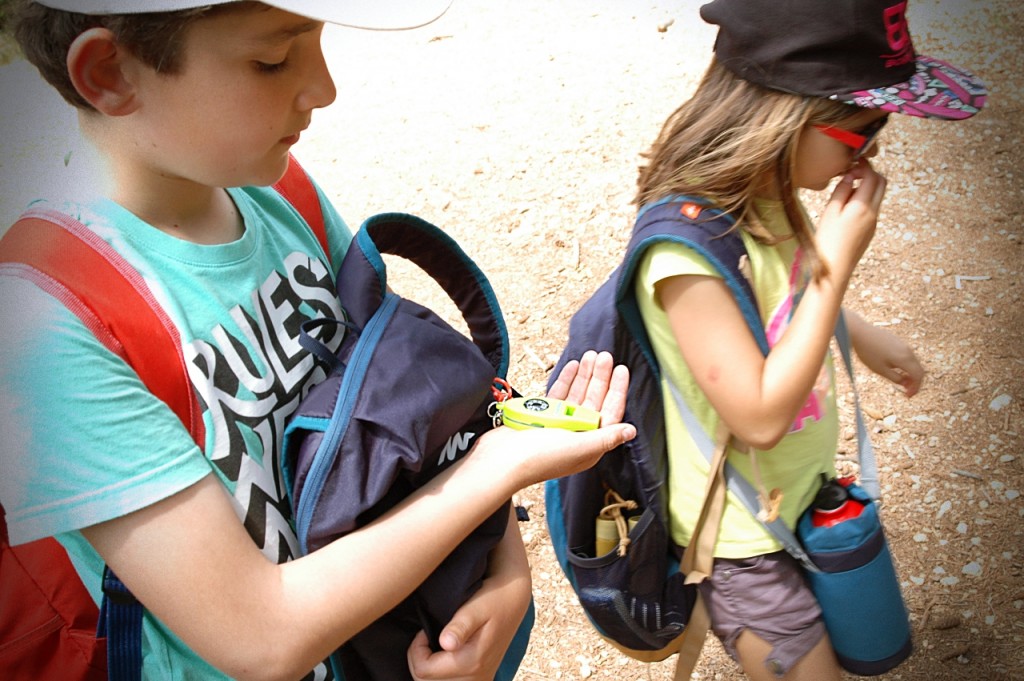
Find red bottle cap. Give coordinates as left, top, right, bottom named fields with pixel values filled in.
left=811, top=475, right=865, bottom=527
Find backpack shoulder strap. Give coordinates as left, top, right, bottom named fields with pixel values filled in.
left=273, top=154, right=330, bottom=264
left=0, top=213, right=206, bottom=442
left=616, top=197, right=768, bottom=372
left=0, top=156, right=330, bottom=680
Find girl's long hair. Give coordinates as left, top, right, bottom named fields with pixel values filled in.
left=635, top=58, right=862, bottom=279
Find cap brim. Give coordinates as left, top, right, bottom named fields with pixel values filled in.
left=268, top=0, right=453, bottom=30
left=33, top=0, right=453, bottom=30
left=836, top=56, right=987, bottom=120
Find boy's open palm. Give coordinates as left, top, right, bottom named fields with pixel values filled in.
left=547, top=349, right=629, bottom=426
left=471, top=351, right=634, bottom=489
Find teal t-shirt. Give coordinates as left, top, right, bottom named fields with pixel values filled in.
left=0, top=181, right=351, bottom=679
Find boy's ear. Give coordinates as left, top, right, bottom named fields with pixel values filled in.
left=66, top=27, right=140, bottom=116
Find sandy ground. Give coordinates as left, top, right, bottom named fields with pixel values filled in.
left=1, top=1, right=1021, bottom=680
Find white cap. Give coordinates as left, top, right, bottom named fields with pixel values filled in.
left=32, top=0, right=453, bottom=30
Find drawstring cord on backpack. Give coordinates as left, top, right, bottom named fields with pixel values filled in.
left=599, top=489, right=638, bottom=557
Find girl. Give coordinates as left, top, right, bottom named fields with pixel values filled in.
left=632, top=0, right=985, bottom=679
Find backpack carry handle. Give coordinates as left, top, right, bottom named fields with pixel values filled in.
left=337, top=212, right=510, bottom=376
left=298, top=316, right=357, bottom=374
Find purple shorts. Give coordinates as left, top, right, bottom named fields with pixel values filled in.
left=697, top=551, right=827, bottom=677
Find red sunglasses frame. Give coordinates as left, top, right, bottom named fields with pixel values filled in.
left=813, top=116, right=889, bottom=159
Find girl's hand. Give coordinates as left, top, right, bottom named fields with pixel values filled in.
left=846, top=309, right=924, bottom=397
left=816, top=160, right=888, bottom=285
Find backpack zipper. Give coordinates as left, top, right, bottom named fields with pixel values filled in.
left=295, top=292, right=400, bottom=554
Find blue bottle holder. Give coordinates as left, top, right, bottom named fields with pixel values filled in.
left=797, top=483, right=913, bottom=675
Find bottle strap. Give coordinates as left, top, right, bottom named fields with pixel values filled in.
left=666, top=377, right=820, bottom=572
left=835, top=311, right=880, bottom=500
left=665, top=310, right=877, bottom=573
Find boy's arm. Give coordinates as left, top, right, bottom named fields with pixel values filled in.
left=82, top=352, right=632, bottom=681
left=843, top=307, right=924, bottom=397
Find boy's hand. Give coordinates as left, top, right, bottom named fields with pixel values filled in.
left=468, top=350, right=634, bottom=490
left=407, top=510, right=531, bottom=681
left=547, top=350, right=629, bottom=426
left=406, top=588, right=521, bottom=681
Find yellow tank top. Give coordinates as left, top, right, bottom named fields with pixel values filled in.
left=634, top=200, right=839, bottom=558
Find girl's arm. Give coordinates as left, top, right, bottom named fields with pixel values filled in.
left=657, top=163, right=887, bottom=449
left=82, top=353, right=632, bottom=681
left=844, top=308, right=924, bottom=396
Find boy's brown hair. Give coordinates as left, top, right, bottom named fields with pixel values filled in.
left=9, top=0, right=252, bottom=110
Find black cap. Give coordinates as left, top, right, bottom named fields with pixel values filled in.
left=700, top=0, right=986, bottom=119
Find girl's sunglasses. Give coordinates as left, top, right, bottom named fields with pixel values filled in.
left=813, top=116, right=889, bottom=160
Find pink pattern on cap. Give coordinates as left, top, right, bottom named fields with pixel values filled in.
left=844, top=56, right=986, bottom=119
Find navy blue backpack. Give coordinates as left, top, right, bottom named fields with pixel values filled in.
left=281, top=212, right=532, bottom=681
left=543, top=198, right=769, bottom=678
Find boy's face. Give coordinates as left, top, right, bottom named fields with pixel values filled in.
left=120, top=6, right=336, bottom=188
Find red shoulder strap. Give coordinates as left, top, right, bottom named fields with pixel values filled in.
left=0, top=155, right=328, bottom=444
left=0, top=159, right=331, bottom=680
left=0, top=215, right=189, bottom=681
left=0, top=214, right=205, bottom=444
left=273, top=154, right=330, bottom=263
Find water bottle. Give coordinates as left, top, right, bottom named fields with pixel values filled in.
left=810, top=475, right=866, bottom=528
left=798, top=474, right=913, bottom=675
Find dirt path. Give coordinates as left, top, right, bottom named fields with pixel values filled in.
left=1, top=1, right=1020, bottom=679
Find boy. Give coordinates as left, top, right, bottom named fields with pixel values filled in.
left=0, top=2, right=635, bottom=679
